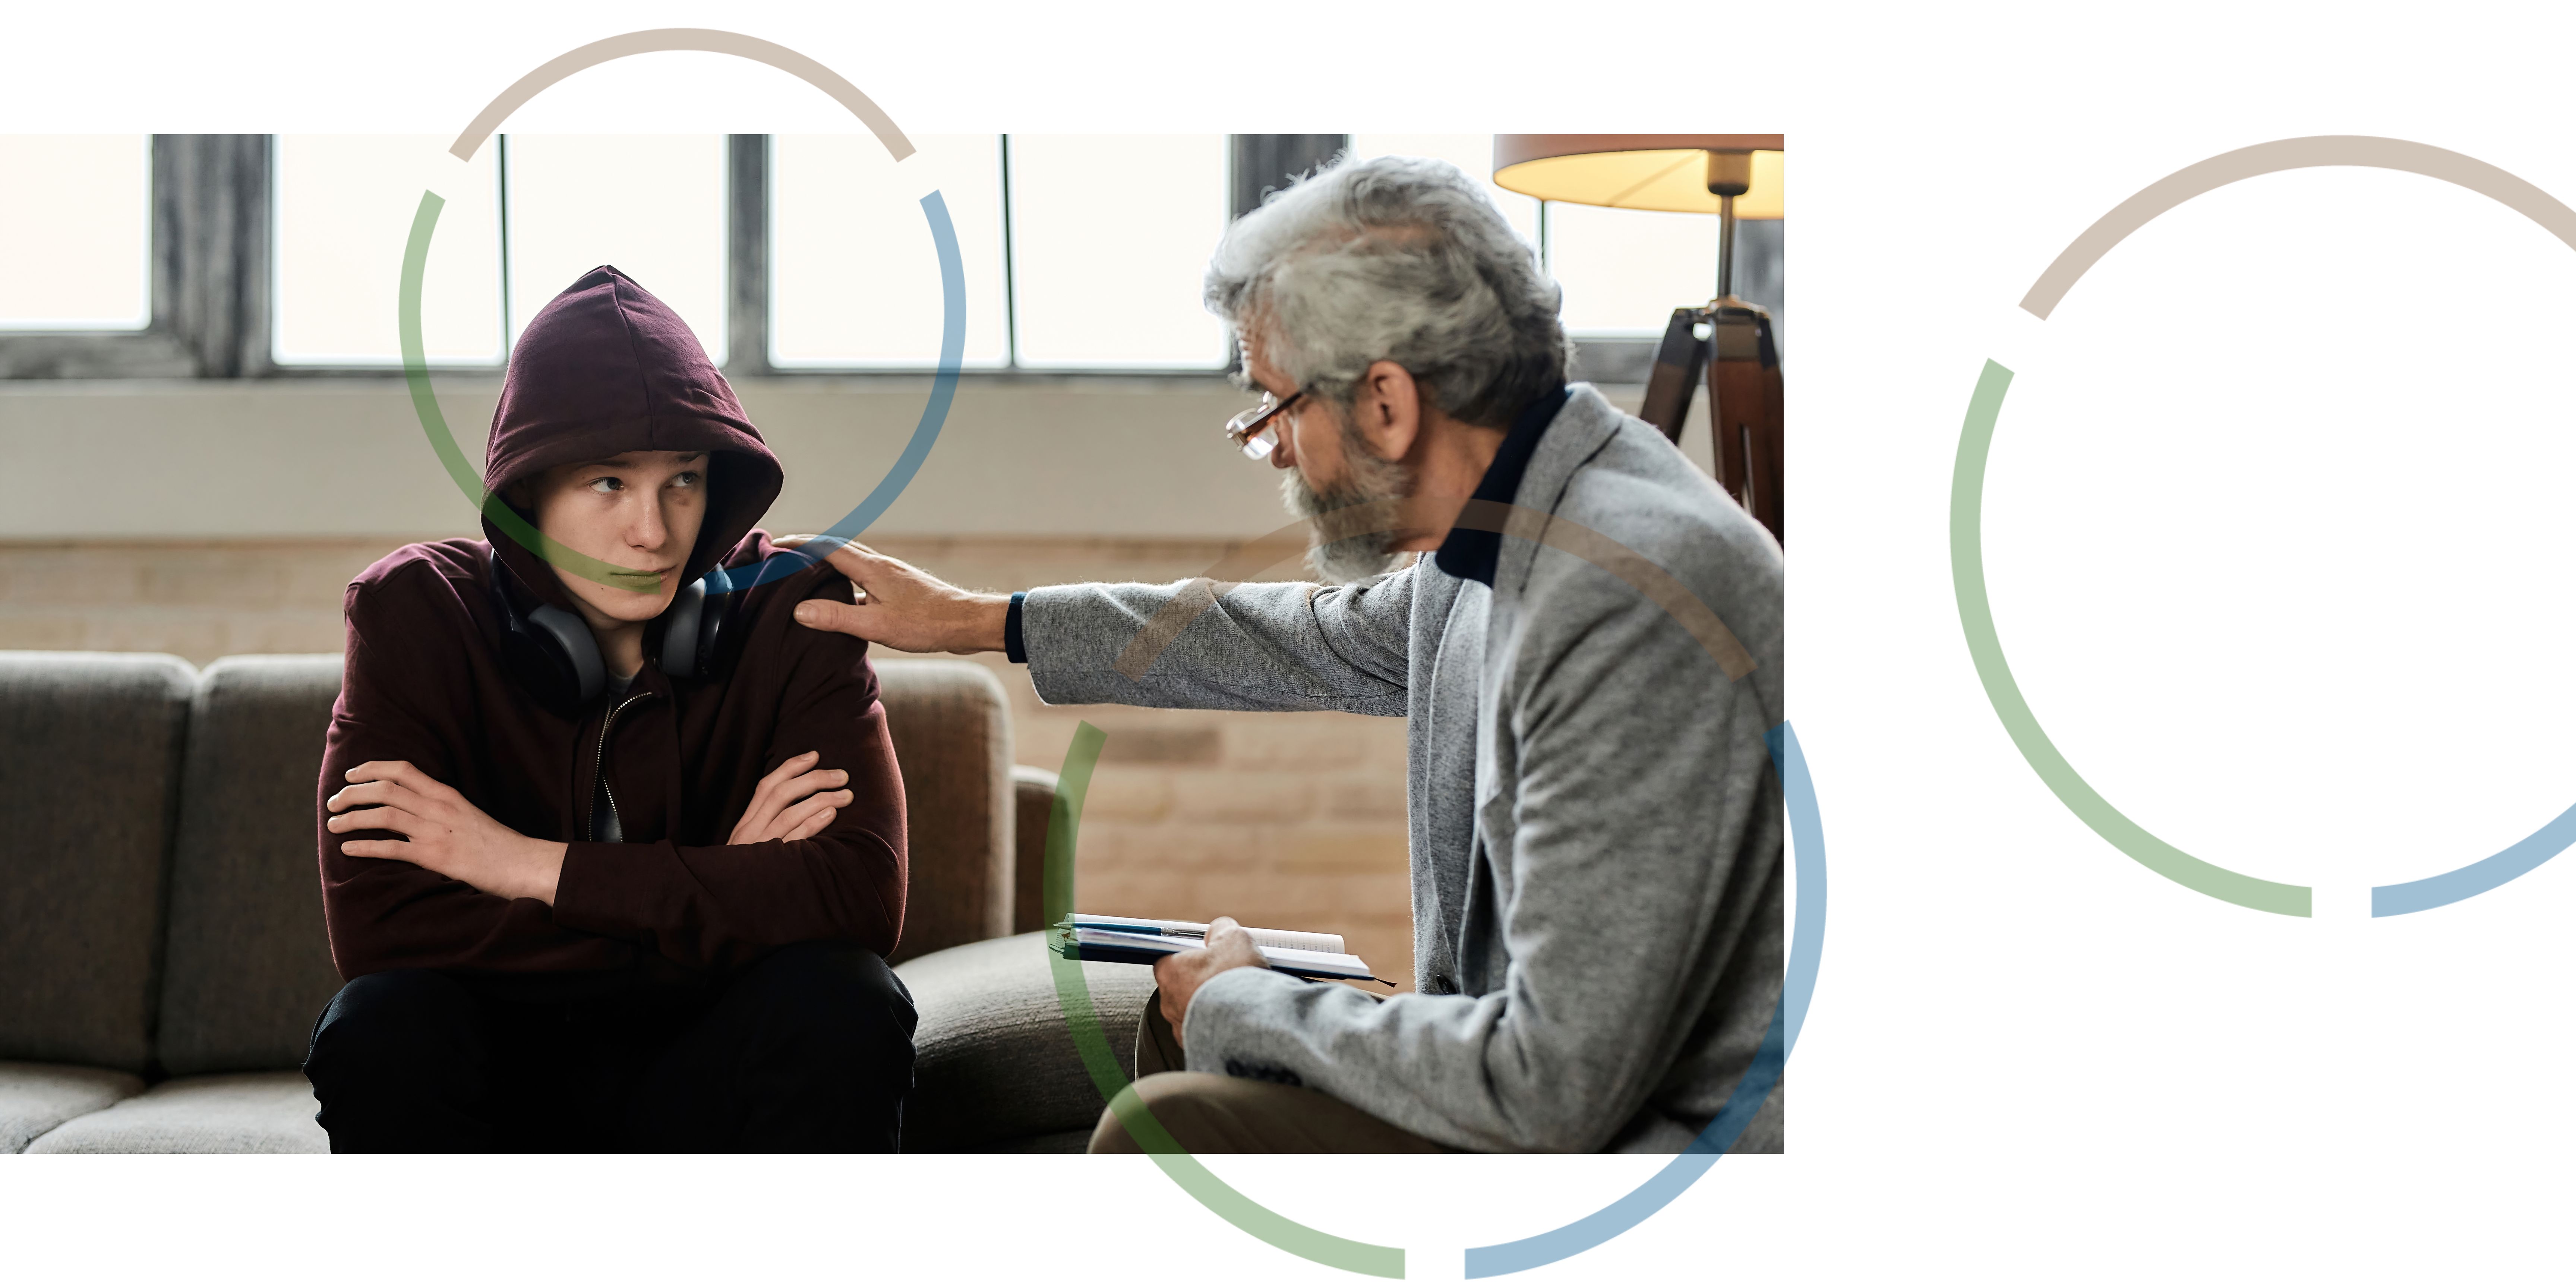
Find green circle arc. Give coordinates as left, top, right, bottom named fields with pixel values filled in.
left=1962, top=136, right=2576, bottom=919
left=1041, top=722, right=1407, bottom=1279
left=1039, top=504, right=1815, bottom=1277
left=1951, top=359, right=2311, bottom=916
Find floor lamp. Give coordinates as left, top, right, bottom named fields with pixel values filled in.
left=1494, top=135, right=1785, bottom=544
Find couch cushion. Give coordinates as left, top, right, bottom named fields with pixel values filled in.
left=0, top=1061, right=144, bottom=1153
left=0, top=651, right=195, bottom=1071
left=25, top=1071, right=326, bottom=1153
left=893, top=931, right=1154, bottom=1151
left=875, top=660, right=1013, bottom=962
left=156, top=655, right=349, bottom=1077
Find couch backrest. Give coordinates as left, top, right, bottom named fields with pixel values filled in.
left=0, top=650, right=1016, bottom=1074
left=0, top=652, right=195, bottom=1073
left=154, top=654, right=1021, bottom=1068
left=874, top=659, right=1014, bottom=960
left=154, top=655, right=346, bottom=1076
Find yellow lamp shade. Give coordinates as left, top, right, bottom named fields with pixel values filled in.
left=1493, top=134, right=1783, bottom=218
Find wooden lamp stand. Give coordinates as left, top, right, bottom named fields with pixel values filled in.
left=1636, top=149, right=1783, bottom=545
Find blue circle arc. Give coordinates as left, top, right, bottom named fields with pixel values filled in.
left=2372, top=799, right=2576, bottom=916
left=712, top=188, right=966, bottom=593
left=1463, top=719, right=1824, bottom=1278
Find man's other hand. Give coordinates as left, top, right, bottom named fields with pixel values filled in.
left=326, top=761, right=566, bottom=904
left=1153, top=916, right=1266, bottom=1048
left=777, top=535, right=1011, bottom=655
left=729, top=749, right=852, bottom=844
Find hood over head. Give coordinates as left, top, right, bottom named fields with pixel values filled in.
left=481, top=266, right=781, bottom=609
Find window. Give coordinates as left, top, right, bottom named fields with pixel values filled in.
left=269, top=136, right=1226, bottom=376
left=769, top=133, right=1010, bottom=370
left=1, top=135, right=1349, bottom=378
left=272, top=135, right=728, bottom=369
left=1544, top=202, right=1722, bottom=336
left=768, top=132, right=1232, bottom=372
left=506, top=135, right=729, bottom=363
left=0, top=135, right=150, bottom=331
left=1007, top=134, right=1231, bottom=370
left=272, top=135, right=504, bottom=366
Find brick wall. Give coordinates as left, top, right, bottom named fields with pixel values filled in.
left=0, top=535, right=1422, bottom=990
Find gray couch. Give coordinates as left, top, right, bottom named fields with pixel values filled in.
left=0, top=650, right=1152, bottom=1153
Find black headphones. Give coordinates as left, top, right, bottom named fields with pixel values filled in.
left=484, top=544, right=737, bottom=713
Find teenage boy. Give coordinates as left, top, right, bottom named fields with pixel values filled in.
left=303, top=266, right=915, bottom=1152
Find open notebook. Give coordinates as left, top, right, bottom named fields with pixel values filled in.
left=1054, top=913, right=1382, bottom=983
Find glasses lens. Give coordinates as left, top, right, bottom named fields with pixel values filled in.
left=1225, top=394, right=1276, bottom=433
left=1226, top=393, right=1282, bottom=459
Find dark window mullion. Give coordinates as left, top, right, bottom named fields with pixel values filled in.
left=724, top=134, right=771, bottom=378
left=497, top=134, right=514, bottom=361
left=1000, top=134, right=1019, bottom=370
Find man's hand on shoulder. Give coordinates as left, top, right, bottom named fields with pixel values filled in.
left=1152, top=916, right=1267, bottom=1048
left=326, top=761, right=566, bottom=904
left=777, top=535, right=1011, bottom=655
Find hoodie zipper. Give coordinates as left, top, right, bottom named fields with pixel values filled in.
left=585, top=690, right=653, bottom=842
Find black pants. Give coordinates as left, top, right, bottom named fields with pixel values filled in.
left=303, top=941, right=916, bottom=1152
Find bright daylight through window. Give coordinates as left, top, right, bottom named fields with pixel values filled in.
left=41, top=133, right=1742, bottom=371
left=770, top=133, right=1010, bottom=369
left=272, top=135, right=503, bottom=366
left=0, top=135, right=149, bottom=331
left=1007, top=134, right=1231, bottom=370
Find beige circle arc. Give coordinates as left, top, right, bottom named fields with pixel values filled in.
left=443, top=26, right=914, bottom=162
left=2018, top=134, right=2576, bottom=319
left=1965, top=132, right=2576, bottom=918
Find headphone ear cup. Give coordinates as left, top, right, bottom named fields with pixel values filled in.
left=486, top=546, right=590, bottom=713
left=695, top=588, right=735, bottom=678
left=650, top=574, right=738, bottom=683
left=657, top=580, right=706, bottom=679
left=526, top=603, right=607, bottom=707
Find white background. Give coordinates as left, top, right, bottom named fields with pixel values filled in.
left=10, top=1, right=2576, bottom=1283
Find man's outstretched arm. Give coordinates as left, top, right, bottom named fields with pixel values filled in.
left=783, top=536, right=1418, bottom=716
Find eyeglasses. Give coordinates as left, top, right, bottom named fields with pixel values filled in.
left=1222, top=389, right=1304, bottom=460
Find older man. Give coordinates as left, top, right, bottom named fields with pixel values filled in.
left=787, top=154, right=1783, bottom=1153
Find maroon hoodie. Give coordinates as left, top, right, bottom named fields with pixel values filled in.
left=316, top=266, right=905, bottom=1000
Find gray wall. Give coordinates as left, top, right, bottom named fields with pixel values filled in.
left=0, top=376, right=1675, bottom=541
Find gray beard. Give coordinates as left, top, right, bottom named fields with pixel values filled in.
left=1279, top=425, right=1413, bottom=583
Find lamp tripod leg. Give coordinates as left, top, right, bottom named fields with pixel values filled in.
left=1640, top=306, right=1713, bottom=449
left=1707, top=308, right=1783, bottom=546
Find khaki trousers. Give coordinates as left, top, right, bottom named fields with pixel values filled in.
left=1086, top=989, right=1453, bottom=1153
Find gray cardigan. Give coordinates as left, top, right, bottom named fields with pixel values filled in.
left=1020, top=383, right=1784, bottom=1153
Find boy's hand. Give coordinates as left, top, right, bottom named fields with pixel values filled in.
left=776, top=535, right=1012, bottom=655
left=327, top=761, right=565, bottom=904
left=729, top=750, right=853, bottom=845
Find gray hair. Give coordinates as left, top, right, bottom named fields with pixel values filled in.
left=1205, top=154, right=1569, bottom=429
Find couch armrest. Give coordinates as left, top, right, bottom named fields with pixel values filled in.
left=1010, top=765, right=1060, bottom=935
left=875, top=660, right=1014, bottom=962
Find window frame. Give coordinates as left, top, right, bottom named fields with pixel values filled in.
left=737, top=133, right=1292, bottom=380
left=0, top=134, right=1774, bottom=387
left=0, top=135, right=269, bottom=379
